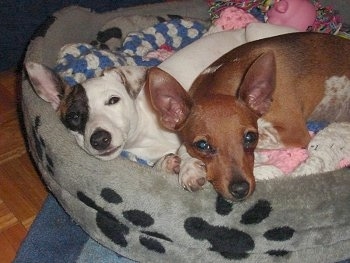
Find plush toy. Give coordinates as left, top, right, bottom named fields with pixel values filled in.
left=208, top=0, right=344, bottom=35
left=266, top=0, right=316, bottom=31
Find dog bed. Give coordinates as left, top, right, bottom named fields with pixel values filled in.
left=21, top=1, right=350, bottom=262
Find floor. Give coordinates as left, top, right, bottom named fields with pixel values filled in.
left=0, top=69, right=48, bottom=262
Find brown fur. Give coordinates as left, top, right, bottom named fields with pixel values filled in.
left=58, top=84, right=89, bottom=134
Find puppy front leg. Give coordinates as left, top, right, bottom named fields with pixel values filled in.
left=154, top=153, right=181, bottom=174
left=177, top=144, right=207, bottom=192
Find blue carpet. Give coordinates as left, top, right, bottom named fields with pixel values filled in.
left=14, top=194, right=135, bottom=263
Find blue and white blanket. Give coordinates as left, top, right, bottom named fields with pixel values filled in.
left=55, top=18, right=207, bottom=86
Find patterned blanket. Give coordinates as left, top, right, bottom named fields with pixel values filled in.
left=55, top=18, right=207, bottom=86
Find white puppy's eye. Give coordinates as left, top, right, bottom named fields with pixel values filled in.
left=106, top=96, right=120, bottom=105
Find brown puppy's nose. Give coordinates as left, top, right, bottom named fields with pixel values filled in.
left=90, top=129, right=111, bottom=150
left=230, top=181, right=250, bottom=200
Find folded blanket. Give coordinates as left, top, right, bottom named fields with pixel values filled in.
left=55, top=18, right=207, bottom=86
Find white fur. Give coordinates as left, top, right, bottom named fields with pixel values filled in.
left=256, top=118, right=283, bottom=150
left=310, top=76, right=350, bottom=121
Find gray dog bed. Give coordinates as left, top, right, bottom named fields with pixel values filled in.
left=22, top=0, right=350, bottom=262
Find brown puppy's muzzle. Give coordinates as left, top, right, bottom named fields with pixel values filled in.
left=226, top=174, right=255, bottom=201
left=208, top=163, right=256, bottom=202
left=229, top=180, right=250, bottom=200
left=226, top=176, right=255, bottom=202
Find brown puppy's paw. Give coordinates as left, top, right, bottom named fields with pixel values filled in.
left=179, top=158, right=207, bottom=192
left=155, top=153, right=181, bottom=174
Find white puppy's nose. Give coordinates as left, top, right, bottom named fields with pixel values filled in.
left=90, top=129, right=111, bottom=150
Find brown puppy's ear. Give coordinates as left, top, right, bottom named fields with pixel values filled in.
left=238, top=51, right=276, bottom=116
left=146, top=67, right=192, bottom=131
left=25, top=62, right=67, bottom=111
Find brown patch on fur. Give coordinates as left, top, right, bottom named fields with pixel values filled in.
left=59, top=84, right=89, bottom=134
left=116, top=67, right=147, bottom=99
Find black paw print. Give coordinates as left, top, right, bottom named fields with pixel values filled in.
left=77, top=188, right=172, bottom=254
left=184, top=196, right=295, bottom=259
left=31, top=116, right=55, bottom=176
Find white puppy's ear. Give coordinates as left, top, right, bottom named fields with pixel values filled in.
left=113, top=66, right=147, bottom=99
left=25, top=62, right=66, bottom=111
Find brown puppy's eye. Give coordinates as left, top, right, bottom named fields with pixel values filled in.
left=243, top=131, right=258, bottom=150
left=194, top=139, right=216, bottom=154
left=107, top=96, right=120, bottom=105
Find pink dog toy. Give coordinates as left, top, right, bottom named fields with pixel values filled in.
left=214, top=6, right=259, bottom=30
left=267, top=0, right=317, bottom=31
left=259, top=148, right=309, bottom=174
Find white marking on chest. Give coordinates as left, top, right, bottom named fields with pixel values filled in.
left=310, top=75, right=350, bottom=122
left=256, top=119, right=284, bottom=150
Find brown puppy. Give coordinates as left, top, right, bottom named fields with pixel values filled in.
left=147, top=32, right=350, bottom=201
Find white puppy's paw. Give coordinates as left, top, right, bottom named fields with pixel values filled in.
left=179, top=157, right=207, bottom=192
left=155, top=153, right=181, bottom=174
